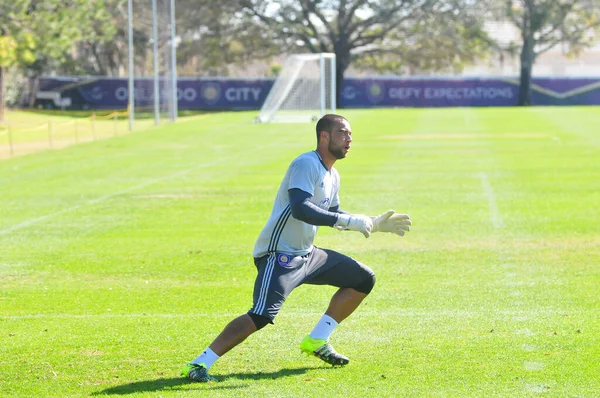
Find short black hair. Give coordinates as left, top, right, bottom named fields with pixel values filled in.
left=315, top=114, right=347, bottom=142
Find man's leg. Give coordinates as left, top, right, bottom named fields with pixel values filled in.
left=300, top=248, right=376, bottom=365
left=183, top=253, right=303, bottom=382
left=209, top=314, right=257, bottom=356
left=325, top=287, right=368, bottom=323
left=181, top=314, right=259, bottom=383
left=301, top=288, right=371, bottom=366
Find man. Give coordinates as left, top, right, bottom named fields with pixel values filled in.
left=182, top=114, right=411, bottom=382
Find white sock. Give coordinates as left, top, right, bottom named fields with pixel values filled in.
left=192, top=347, right=220, bottom=369
left=309, top=314, right=339, bottom=340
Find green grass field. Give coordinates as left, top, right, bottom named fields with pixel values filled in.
left=1, top=107, right=599, bottom=397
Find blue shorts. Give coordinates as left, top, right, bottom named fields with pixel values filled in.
left=249, top=246, right=374, bottom=322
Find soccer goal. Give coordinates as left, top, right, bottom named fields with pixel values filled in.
left=255, top=53, right=336, bottom=123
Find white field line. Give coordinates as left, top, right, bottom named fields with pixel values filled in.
left=1, top=309, right=570, bottom=320
left=0, top=140, right=281, bottom=236
left=464, top=111, right=472, bottom=127
left=524, top=361, right=546, bottom=371
left=475, top=168, right=545, bottom=384
left=521, top=344, right=538, bottom=352
left=478, top=172, right=503, bottom=229
left=0, top=160, right=218, bottom=236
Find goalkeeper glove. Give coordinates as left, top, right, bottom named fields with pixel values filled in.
left=334, top=213, right=373, bottom=238
left=371, top=210, right=411, bottom=236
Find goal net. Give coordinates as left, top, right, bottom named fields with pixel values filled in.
left=256, top=53, right=336, bottom=123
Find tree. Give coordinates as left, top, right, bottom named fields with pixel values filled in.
left=0, top=1, right=36, bottom=120
left=0, top=36, right=18, bottom=121
left=174, top=0, right=282, bottom=76
left=73, top=0, right=127, bottom=76
left=0, top=0, right=117, bottom=112
left=352, top=3, right=491, bottom=76
left=239, top=0, right=491, bottom=105
left=24, top=0, right=117, bottom=102
left=72, top=0, right=276, bottom=78
left=499, top=0, right=600, bottom=105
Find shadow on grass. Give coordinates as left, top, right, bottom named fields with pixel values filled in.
left=93, top=366, right=325, bottom=395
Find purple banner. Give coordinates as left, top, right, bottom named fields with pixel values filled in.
left=342, top=78, right=515, bottom=107
left=75, top=78, right=274, bottom=110
left=35, top=76, right=600, bottom=110
left=341, top=77, right=600, bottom=107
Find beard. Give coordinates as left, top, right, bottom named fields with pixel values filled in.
left=328, top=141, right=347, bottom=159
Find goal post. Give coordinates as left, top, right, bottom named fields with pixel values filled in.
left=256, top=53, right=336, bottom=123
left=127, top=0, right=178, bottom=132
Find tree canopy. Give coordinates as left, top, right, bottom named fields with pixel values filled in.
left=239, top=0, right=491, bottom=103
left=1, top=0, right=599, bottom=112
left=0, top=0, right=118, bottom=117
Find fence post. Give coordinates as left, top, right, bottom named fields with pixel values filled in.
left=48, top=121, right=53, bottom=148
left=8, top=125, right=14, bottom=157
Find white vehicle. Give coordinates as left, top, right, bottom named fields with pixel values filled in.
left=35, top=91, right=72, bottom=109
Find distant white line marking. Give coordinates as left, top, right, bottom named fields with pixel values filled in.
left=521, top=344, right=538, bottom=352
left=464, top=112, right=472, bottom=126
left=0, top=140, right=283, bottom=236
left=526, top=384, right=551, bottom=393
left=516, top=329, right=535, bottom=336
left=1, top=309, right=568, bottom=320
left=0, top=160, right=218, bottom=236
left=524, top=361, right=545, bottom=371
left=478, top=172, right=503, bottom=229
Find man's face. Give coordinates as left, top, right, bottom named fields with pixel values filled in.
left=326, top=119, right=352, bottom=159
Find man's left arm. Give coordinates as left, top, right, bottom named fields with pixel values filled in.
left=289, top=188, right=338, bottom=227
left=289, top=189, right=373, bottom=238
left=330, top=206, right=412, bottom=237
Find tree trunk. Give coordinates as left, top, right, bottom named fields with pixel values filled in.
left=518, top=33, right=536, bottom=106
left=28, top=75, right=39, bottom=108
left=0, top=66, right=5, bottom=121
left=335, top=54, right=350, bottom=110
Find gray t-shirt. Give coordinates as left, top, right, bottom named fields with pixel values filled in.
left=253, top=151, right=340, bottom=258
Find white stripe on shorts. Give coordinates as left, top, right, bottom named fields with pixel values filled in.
left=255, top=254, right=276, bottom=315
